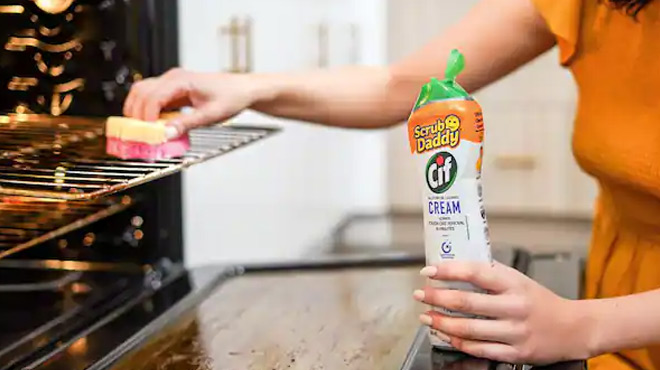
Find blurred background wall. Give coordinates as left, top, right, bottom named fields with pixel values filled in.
left=177, top=0, right=595, bottom=267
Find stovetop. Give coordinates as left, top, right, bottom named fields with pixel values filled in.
left=0, top=248, right=586, bottom=370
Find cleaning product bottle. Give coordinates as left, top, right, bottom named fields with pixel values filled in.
left=407, top=49, right=493, bottom=349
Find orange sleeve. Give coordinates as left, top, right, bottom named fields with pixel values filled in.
left=530, top=0, right=583, bottom=66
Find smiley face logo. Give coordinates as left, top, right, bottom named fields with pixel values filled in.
left=444, top=114, right=461, bottom=132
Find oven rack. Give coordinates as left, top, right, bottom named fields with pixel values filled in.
left=0, top=115, right=278, bottom=200
left=0, top=195, right=133, bottom=260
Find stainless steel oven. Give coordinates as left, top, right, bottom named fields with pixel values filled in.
left=0, top=1, right=277, bottom=369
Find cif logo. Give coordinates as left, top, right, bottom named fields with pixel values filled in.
left=441, top=241, right=452, bottom=254
left=426, top=152, right=458, bottom=194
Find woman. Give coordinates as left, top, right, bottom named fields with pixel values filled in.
left=124, top=0, right=660, bottom=368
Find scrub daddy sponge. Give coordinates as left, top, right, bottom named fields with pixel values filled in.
left=105, top=114, right=190, bottom=161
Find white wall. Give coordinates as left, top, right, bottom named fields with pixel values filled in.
left=178, top=0, right=391, bottom=267
left=182, top=119, right=354, bottom=266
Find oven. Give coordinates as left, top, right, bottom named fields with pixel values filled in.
left=0, top=1, right=277, bottom=369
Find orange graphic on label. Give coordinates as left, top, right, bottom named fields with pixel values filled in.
left=476, top=147, right=483, bottom=173
left=407, top=100, right=483, bottom=154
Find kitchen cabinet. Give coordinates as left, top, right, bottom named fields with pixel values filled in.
left=178, top=0, right=370, bottom=74
left=178, top=0, right=386, bottom=267
left=179, top=0, right=314, bottom=73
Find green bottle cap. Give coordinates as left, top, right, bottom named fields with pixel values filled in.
left=413, top=49, right=469, bottom=110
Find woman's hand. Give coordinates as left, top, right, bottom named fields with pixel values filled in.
left=413, top=261, right=596, bottom=365
left=123, top=69, right=267, bottom=138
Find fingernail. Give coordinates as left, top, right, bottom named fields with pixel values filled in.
left=432, top=330, right=451, bottom=343
left=165, top=125, right=179, bottom=140
left=419, top=314, right=433, bottom=326
left=412, top=290, right=425, bottom=301
left=420, top=266, right=437, bottom=277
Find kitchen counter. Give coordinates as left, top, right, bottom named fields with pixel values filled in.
left=107, top=254, right=584, bottom=370
left=111, top=265, right=425, bottom=369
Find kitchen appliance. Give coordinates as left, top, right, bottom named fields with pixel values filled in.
left=66, top=247, right=584, bottom=370
left=88, top=249, right=532, bottom=370
left=0, top=1, right=276, bottom=369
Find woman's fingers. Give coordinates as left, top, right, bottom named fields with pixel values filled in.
left=165, top=110, right=213, bottom=139
left=142, top=80, right=190, bottom=122
left=125, top=78, right=159, bottom=120
left=421, top=311, right=519, bottom=343
left=414, top=287, right=524, bottom=318
left=443, top=357, right=491, bottom=370
left=449, top=336, right=520, bottom=364
left=138, top=79, right=175, bottom=121
left=123, top=78, right=152, bottom=117
left=124, top=68, right=187, bottom=118
left=123, top=69, right=247, bottom=134
left=420, top=261, right=514, bottom=293
left=125, top=77, right=185, bottom=121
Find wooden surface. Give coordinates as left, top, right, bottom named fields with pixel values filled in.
left=111, top=266, right=425, bottom=370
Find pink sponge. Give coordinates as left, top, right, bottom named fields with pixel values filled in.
left=105, top=115, right=190, bottom=161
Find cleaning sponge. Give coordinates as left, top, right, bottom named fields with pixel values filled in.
left=105, top=114, right=190, bottom=161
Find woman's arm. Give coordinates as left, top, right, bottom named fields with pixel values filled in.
left=123, top=0, right=555, bottom=134
left=587, top=289, right=660, bottom=356
left=256, top=0, right=555, bottom=129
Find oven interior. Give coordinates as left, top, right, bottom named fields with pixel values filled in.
left=0, top=1, right=277, bottom=369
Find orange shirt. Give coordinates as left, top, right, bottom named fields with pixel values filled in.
left=532, top=0, right=660, bottom=369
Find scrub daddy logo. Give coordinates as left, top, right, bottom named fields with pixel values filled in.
left=413, top=114, right=461, bottom=154
left=426, top=152, right=457, bottom=194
